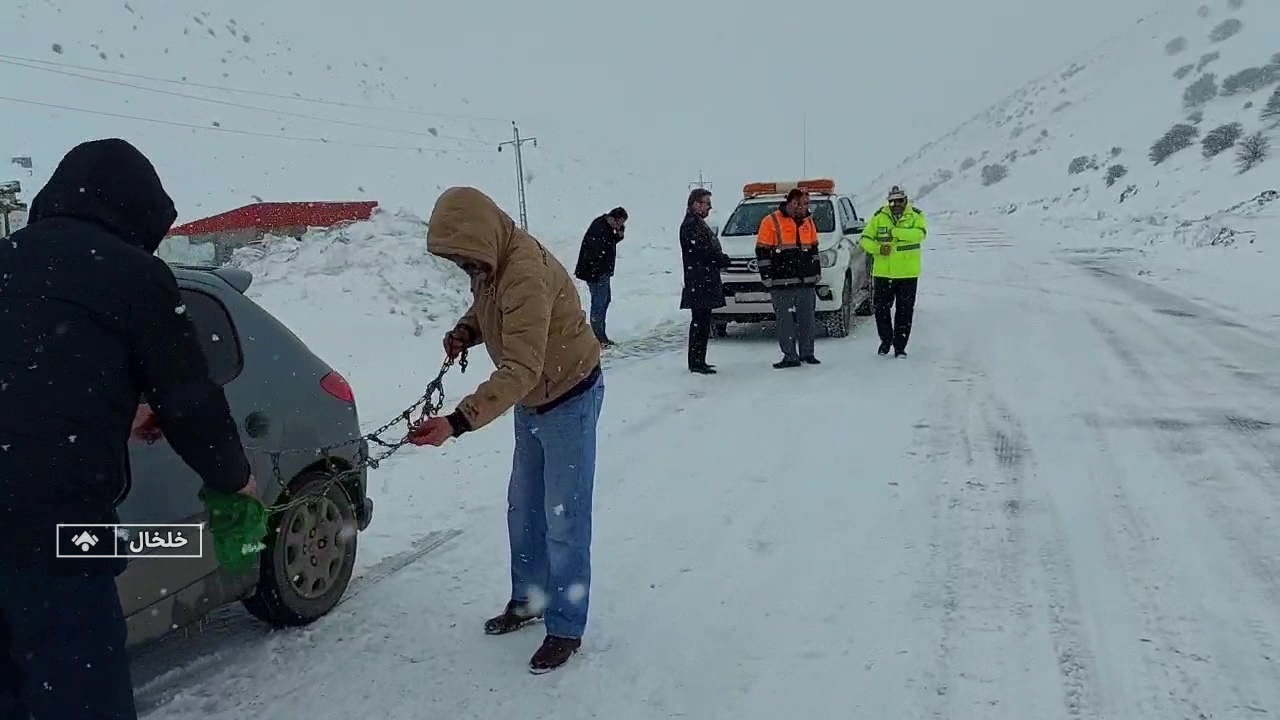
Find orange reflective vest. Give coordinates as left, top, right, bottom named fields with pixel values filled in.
left=755, top=210, right=821, bottom=287
left=756, top=210, right=818, bottom=249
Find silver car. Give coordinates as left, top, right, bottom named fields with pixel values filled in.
left=118, top=264, right=374, bottom=647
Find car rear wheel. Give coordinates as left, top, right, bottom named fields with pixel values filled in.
left=243, top=470, right=358, bottom=627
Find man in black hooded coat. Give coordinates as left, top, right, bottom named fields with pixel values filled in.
left=0, top=139, right=253, bottom=720
left=679, top=188, right=730, bottom=374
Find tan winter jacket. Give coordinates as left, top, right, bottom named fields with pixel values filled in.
left=427, top=186, right=602, bottom=431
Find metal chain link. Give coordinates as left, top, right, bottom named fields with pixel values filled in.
left=249, top=350, right=468, bottom=515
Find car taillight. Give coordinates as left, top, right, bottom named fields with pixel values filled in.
left=321, top=370, right=355, bottom=403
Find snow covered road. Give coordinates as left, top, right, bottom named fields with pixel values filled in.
left=137, top=222, right=1280, bottom=719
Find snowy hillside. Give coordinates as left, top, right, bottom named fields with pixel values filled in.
left=861, top=0, right=1279, bottom=222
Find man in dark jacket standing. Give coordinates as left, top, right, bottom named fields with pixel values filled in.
left=0, top=139, right=255, bottom=720
left=573, top=207, right=627, bottom=346
left=679, top=188, right=730, bottom=374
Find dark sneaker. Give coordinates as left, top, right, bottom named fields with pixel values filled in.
left=689, top=364, right=717, bottom=374
left=894, top=350, right=908, bottom=358
left=773, top=358, right=801, bottom=369
left=483, top=600, right=543, bottom=636
left=529, top=635, right=582, bottom=674
left=878, top=341, right=891, bottom=356
left=800, top=356, right=821, bottom=365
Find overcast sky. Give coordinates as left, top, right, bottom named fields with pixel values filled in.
left=0, top=0, right=1172, bottom=226
left=382, top=0, right=1170, bottom=197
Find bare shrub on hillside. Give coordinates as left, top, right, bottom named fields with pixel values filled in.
left=1197, top=5, right=1210, bottom=17
left=1236, top=131, right=1270, bottom=172
left=981, top=164, right=1009, bottom=186
left=1068, top=155, right=1100, bottom=175
left=1105, top=164, right=1129, bottom=187
left=1209, top=18, right=1242, bottom=43
left=1197, top=51, right=1220, bottom=72
left=1221, top=65, right=1280, bottom=95
left=1262, top=86, right=1280, bottom=124
left=1227, top=0, right=1243, bottom=8
left=1174, top=64, right=1195, bottom=80
left=1149, top=123, right=1200, bottom=164
left=1201, top=121, right=1244, bottom=157
left=1183, top=73, right=1218, bottom=108
left=959, top=156, right=977, bottom=171
left=1166, top=37, right=1188, bottom=55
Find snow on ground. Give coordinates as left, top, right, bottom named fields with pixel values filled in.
left=131, top=217, right=1280, bottom=719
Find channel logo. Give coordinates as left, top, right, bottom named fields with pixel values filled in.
left=56, top=524, right=204, bottom=559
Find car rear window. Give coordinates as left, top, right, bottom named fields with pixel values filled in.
left=178, top=288, right=244, bottom=386
left=720, top=199, right=835, bottom=237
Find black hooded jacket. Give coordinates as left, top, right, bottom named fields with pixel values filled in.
left=0, top=139, right=250, bottom=574
left=573, top=214, right=622, bottom=283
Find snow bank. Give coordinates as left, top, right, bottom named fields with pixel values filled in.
left=225, top=210, right=472, bottom=427
left=215, top=208, right=688, bottom=427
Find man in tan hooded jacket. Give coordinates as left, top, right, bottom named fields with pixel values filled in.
left=407, top=186, right=605, bottom=674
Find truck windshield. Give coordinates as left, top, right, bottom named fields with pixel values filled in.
left=720, top=199, right=835, bottom=237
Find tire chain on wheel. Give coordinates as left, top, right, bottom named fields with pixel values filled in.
left=246, top=350, right=468, bottom=515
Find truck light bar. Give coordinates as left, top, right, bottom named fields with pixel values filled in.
left=742, top=178, right=836, bottom=198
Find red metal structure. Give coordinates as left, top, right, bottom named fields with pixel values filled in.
left=167, top=201, right=379, bottom=238
left=163, top=201, right=379, bottom=264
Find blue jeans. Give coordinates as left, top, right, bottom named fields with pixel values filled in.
left=507, top=373, right=605, bottom=638
left=586, top=278, right=611, bottom=341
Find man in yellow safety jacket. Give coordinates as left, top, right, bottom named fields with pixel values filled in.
left=859, top=185, right=927, bottom=358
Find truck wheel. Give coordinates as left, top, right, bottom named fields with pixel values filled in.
left=823, top=273, right=854, bottom=338
left=713, top=322, right=729, bottom=338
left=242, top=470, right=358, bottom=627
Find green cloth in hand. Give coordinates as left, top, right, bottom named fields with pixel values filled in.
left=199, top=488, right=269, bottom=573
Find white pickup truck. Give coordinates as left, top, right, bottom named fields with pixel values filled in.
left=711, top=178, right=873, bottom=338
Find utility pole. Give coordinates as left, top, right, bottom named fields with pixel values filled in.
left=802, top=113, right=808, bottom=177
left=497, top=121, right=537, bottom=230
left=688, top=171, right=712, bottom=190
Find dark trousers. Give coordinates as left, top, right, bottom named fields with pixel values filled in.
left=586, top=277, right=611, bottom=341
left=873, top=277, right=919, bottom=352
left=688, top=308, right=712, bottom=369
left=1, top=573, right=136, bottom=720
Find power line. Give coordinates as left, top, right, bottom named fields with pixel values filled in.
left=0, top=95, right=493, bottom=154
left=0, top=57, right=493, bottom=146
left=0, top=52, right=510, bottom=123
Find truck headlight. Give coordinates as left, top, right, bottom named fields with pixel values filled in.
left=818, top=248, right=838, bottom=268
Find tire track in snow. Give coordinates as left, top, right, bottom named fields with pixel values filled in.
left=991, top=400, right=1104, bottom=720
left=909, top=350, right=1102, bottom=719
left=1074, top=413, right=1222, bottom=718
left=134, top=528, right=464, bottom=715
left=1084, top=311, right=1280, bottom=713
left=1087, top=310, right=1279, bottom=570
